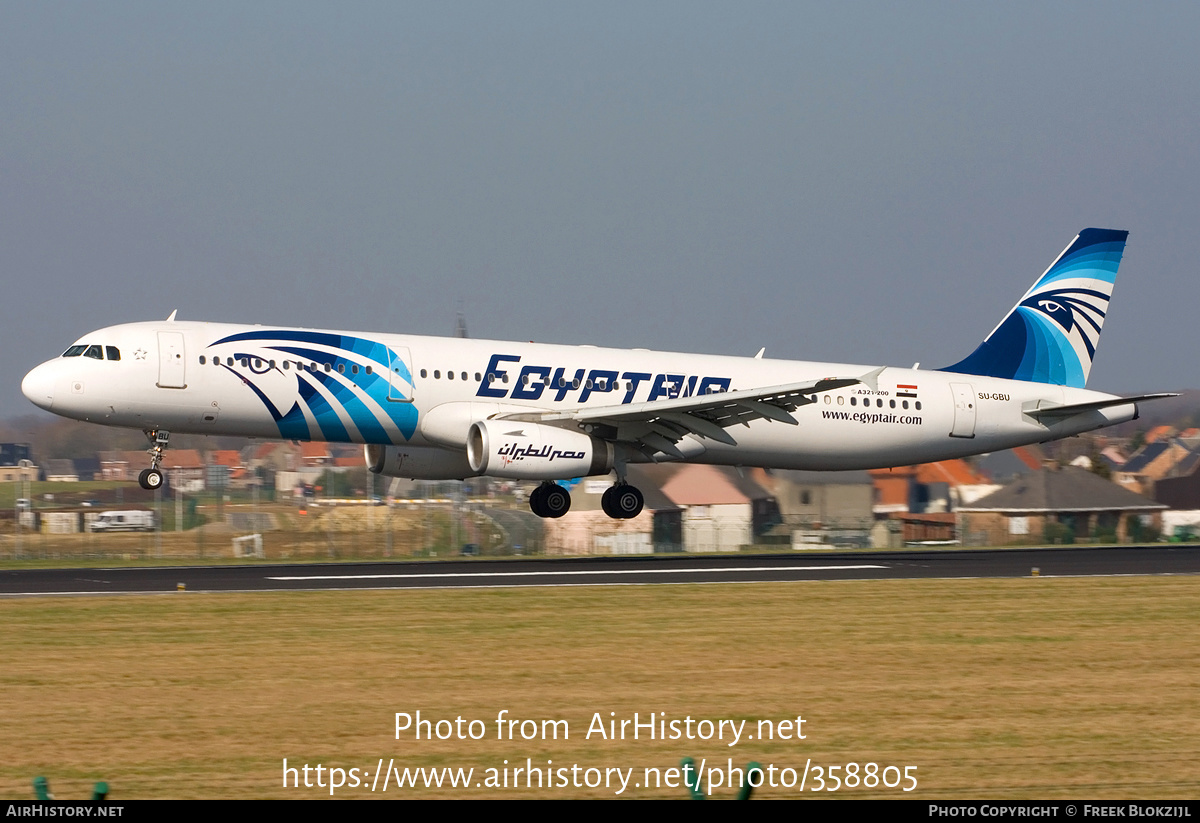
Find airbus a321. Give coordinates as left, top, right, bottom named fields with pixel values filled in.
left=21, top=228, right=1173, bottom=520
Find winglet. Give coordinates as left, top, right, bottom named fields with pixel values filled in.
left=859, top=366, right=886, bottom=392
left=166, top=310, right=178, bottom=322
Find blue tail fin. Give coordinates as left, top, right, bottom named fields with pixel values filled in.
left=940, top=228, right=1128, bottom=388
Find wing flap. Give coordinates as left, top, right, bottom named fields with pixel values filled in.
left=560, top=375, right=857, bottom=424
left=658, top=411, right=739, bottom=446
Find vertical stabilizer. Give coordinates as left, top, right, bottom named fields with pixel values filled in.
left=940, top=228, right=1127, bottom=387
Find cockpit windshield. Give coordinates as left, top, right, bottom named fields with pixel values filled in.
left=62, top=344, right=121, bottom=360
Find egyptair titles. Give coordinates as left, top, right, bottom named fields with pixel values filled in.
left=475, top=354, right=732, bottom=404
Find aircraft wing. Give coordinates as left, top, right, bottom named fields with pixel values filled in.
left=496, top=369, right=881, bottom=459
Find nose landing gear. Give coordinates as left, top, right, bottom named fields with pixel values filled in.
left=138, top=429, right=170, bottom=490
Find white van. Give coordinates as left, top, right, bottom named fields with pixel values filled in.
left=89, top=510, right=156, bottom=532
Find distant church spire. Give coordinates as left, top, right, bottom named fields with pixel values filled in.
left=454, top=303, right=468, bottom=339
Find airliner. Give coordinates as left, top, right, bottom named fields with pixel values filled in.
left=21, top=229, right=1172, bottom=519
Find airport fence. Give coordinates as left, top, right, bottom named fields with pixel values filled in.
left=0, top=498, right=548, bottom=563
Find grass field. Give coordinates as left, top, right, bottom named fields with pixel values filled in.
left=1, top=576, right=1197, bottom=799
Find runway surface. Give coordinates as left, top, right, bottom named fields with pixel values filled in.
left=2, top=546, right=1199, bottom=597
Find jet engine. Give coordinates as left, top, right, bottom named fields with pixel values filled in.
left=467, top=420, right=614, bottom=480
left=364, top=444, right=477, bottom=480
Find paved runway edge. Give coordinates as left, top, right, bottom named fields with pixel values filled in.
left=3, top=546, right=1200, bottom=596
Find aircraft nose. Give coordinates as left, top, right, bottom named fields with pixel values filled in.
left=21, top=362, right=55, bottom=411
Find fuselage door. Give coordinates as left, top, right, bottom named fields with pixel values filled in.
left=157, top=332, right=187, bottom=389
left=950, top=382, right=976, bottom=438
left=387, top=346, right=414, bottom=403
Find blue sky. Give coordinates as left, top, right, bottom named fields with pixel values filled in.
left=4, top=2, right=1198, bottom=419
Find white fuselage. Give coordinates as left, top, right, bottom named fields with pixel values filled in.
left=21, top=320, right=1137, bottom=477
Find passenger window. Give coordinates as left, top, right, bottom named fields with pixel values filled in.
left=352, top=365, right=359, bottom=375
left=475, top=372, right=481, bottom=382
left=339, top=364, right=346, bottom=374
left=434, top=370, right=441, bottom=379
left=106, top=346, right=120, bottom=361
left=447, top=370, right=454, bottom=380
left=199, top=356, right=207, bottom=365
left=420, top=369, right=427, bottom=378
left=84, top=345, right=103, bottom=360
left=283, top=361, right=290, bottom=370
left=365, top=366, right=372, bottom=374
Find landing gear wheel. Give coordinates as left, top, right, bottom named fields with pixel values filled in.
left=603, top=484, right=644, bottom=519
left=529, top=483, right=571, bottom=519
left=529, top=485, right=548, bottom=518
left=542, top=484, right=571, bottom=518
left=139, top=468, right=164, bottom=491
left=601, top=486, right=618, bottom=518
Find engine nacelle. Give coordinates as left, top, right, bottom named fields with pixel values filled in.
left=467, top=420, right=614, bottom=480
left=364, top=444, right=478, bottom=480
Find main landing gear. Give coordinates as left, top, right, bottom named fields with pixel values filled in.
left=529, top=481, right=571, bottom=519
left=601, top=483, right=644, bottom=520
left=138, top=429, right=170, bottom=491
left=527, top=481, right=645, bottom=520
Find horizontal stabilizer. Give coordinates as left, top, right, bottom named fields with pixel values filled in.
left=1025, top=393, right=1178, bottom=420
